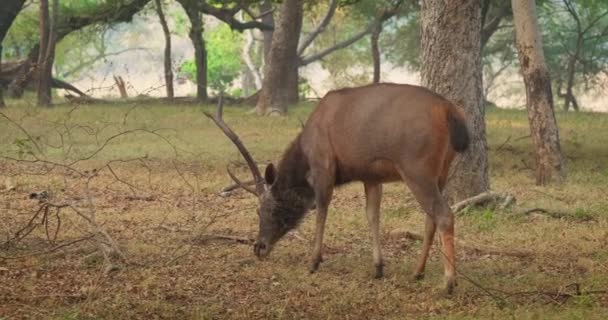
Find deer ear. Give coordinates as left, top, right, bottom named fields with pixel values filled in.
left=264, top=163, right=277, bottom=185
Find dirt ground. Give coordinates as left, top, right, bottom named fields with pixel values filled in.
left=1, top=103, right=607, bottom=319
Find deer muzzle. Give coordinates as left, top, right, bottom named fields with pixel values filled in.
left=253, top=239, right=272, bottom=259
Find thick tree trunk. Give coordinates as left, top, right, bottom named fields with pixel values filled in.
left=420, top=0, right=489, bottom=202
left=256, top=0, right=303, bottom=115
left=37, top=0, right=55, bottom=107
left=371, top=23, right=382, bottom=84
left=511, top=0, right=564, bottom=185
left=0, top=0, right=27, bottom=107
left=155, top=0, right=174, bottom=99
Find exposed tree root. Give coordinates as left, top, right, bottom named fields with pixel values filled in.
left=451, top=191, right=515, bottom=213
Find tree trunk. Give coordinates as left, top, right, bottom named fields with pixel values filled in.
left=241, top=27, right=262, bottom=95
left=563, top=34, right=582, bottom=112
left=155, top=0, right=174, bottom=99
left=0, top=45, right=4, bottom=108
left=420, top=0, right=489, bottom=202
left=177, top=0, right=207, bottom=101
left=511, top=0, right=564, bottom=185
left=113, top=75, right=128, bottom=98
left=37, top=0, right=55, bottom=107
left=260, top=0, right=274, bottom=63
left=256, top=0, right=303, bottom=115
left=0, top=0, right=27, bottom=107
left=371, top=23, right=382, bottom=84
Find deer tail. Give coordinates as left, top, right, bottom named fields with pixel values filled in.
left=447, top=106, right=470, bottom=153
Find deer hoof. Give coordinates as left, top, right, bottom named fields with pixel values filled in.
left=444, top=278, right=457, bottom=295
left=374, top=264, right=384, bottom=279
left=309, top=257, right=323, bottom=273
left=412, top=272, right=425, bottom=281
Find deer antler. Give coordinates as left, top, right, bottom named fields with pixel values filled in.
left=204, top=94, right=265, bottom=196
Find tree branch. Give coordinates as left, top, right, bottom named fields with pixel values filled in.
left=195, top=1, right=273, bottom=32
left=299, top=0, right=403, bottom=67
left=297, top=0, right=339, bottom=56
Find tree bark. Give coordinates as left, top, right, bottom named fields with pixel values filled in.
left=371, top=23, right=382, bottom=84
left=180, top=0, right=207, bottom=102
left=155, top=0, right=174, bottom=99
left=511, top=0, right=564, bottom=185
left=420, top=0, right=489, bottom=202
left=0, top=0, right=27, bottom=107
left=256, top=0, right=303, bottom=115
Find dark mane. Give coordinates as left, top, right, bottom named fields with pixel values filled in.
left=270, top=134, right=315, bottom=230
left=274, top=134, right=312, bottom=191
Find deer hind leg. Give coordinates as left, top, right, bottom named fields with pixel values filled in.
left=398, top=168, right=456, bottom=294
left=413, top=153, right=452, bottom=280
left=364, top=182, right=384, bottom=279
left=413, top=214, right=436, bottom=280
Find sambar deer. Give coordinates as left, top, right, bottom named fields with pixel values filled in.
left=206, top=83, right=469, bottom=294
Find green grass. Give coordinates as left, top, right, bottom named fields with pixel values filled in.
left=1, top=99, right=607, bottom=319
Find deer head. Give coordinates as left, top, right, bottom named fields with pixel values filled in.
left=205, top=97, right=312, bottom=259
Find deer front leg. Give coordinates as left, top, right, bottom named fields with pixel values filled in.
left=309, top=200, right=328, bottom=273
left=364, top=182, right=384, bottom=279
left=308, top=169, right=334, bottom=273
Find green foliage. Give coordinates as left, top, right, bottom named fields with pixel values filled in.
left=179, top=24, right=243, bottom=92
left=2, top=5, right=38, bottom=59
left=540, top=0, right=608, bottom=92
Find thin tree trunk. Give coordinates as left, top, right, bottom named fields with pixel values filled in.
left=37, top=0, right=55, bottom=107
left=512, top=0, right=564, bottom=185
left=256, top=0, right=303, bottom=115
left=564, top=34, right=582, bottom=112
left=260, top=0, right=274, bottom=63
left=180, top=0, right=207, bottom=102
left=155, top=0, right=174, bottom=99
left=371, top=23, right=382, bottom=84
left=420, top=0, right=489, bottom=202
left=0, top=45, right=4, bottom=108
left=242, top=28, right=262, bottom=93
left=113, top=75, right=128, bottom=98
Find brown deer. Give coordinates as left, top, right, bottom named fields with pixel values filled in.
left=206, top=83, right=469, bottom=294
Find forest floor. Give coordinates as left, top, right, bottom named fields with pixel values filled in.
left=1, top=100, right=607, bottom=319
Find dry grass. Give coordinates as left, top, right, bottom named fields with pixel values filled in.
left=1, top=100, right=607, bottom=319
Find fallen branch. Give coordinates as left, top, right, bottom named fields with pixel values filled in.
left=195, top=234, right=254, bottom=245
left=518, top=207, right=596, bottom=222
left=451, top=191, right=514, bottom=213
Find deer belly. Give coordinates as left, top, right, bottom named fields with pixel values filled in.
left=335, top=159, right=401, bottom=185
